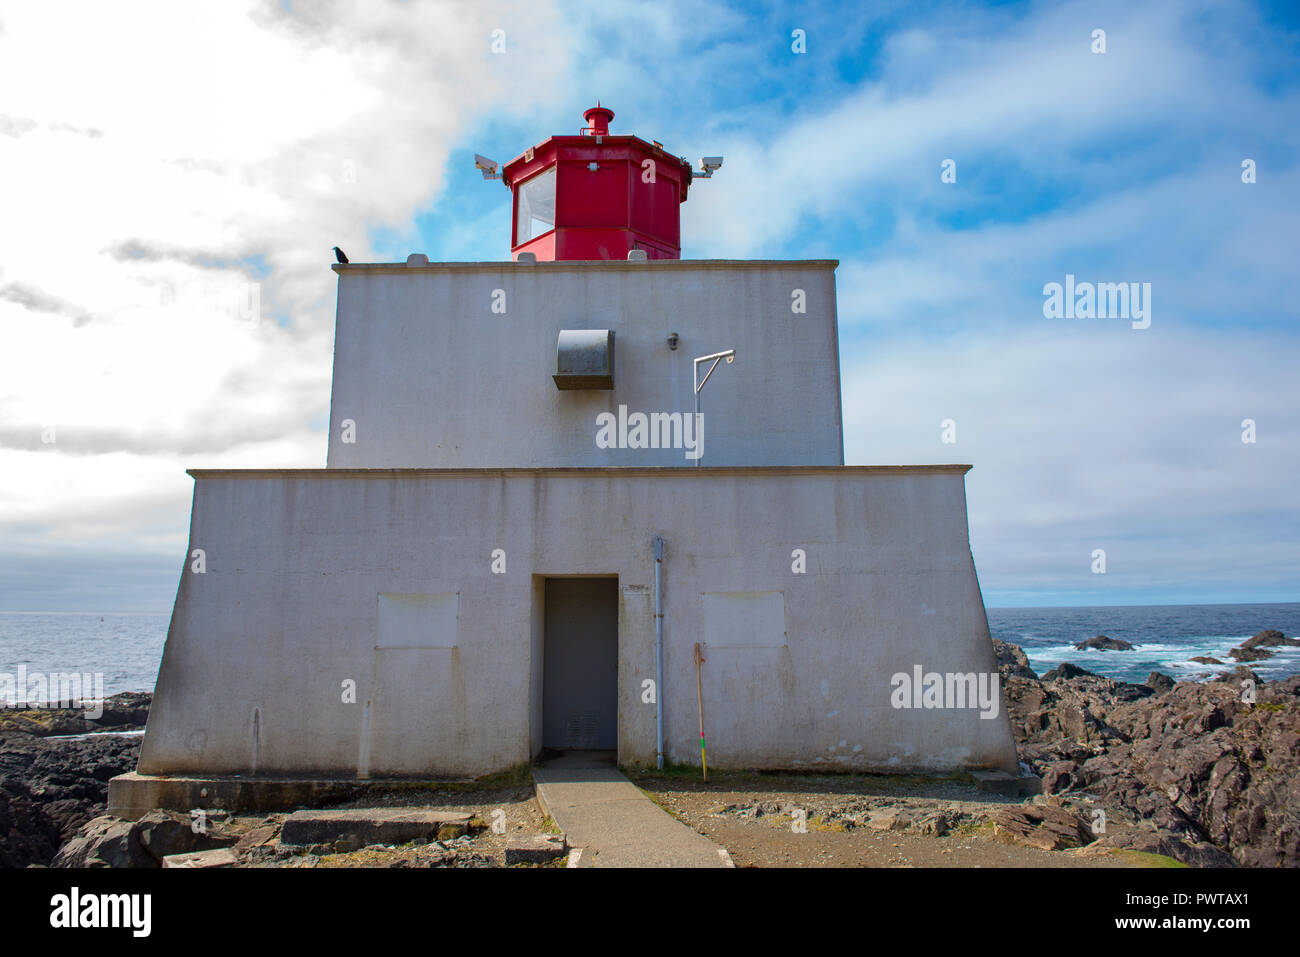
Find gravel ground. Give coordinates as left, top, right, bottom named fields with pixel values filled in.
left=628, top=769, right=1161, bottom=868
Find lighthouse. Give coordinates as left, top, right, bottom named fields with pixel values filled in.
left=113, top=103, right=1016, bottom=817
left=491, top=104, right=702, bottom=262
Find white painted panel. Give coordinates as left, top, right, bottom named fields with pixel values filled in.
left=377, top=592, right=459, bottom=649
left=701, top=590, right=786, bottom=648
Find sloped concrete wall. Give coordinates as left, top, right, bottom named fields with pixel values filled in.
left=325, top=260, right=844, bottom=468
left=139, top=467, right=1017, bottom=778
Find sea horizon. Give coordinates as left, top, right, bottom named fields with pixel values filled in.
left=0, top=600, right=1296, bottom=697
left=2, top=598, right=1297, bottom=613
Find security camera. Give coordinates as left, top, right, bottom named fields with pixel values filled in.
left=694, top=156, right=724, bottom=179
left=725, top=354, right=734, bottom=363
left=474, top=153, right=501, bottom=179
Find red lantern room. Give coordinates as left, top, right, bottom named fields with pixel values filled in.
left=499, top=104, right=695, bottom=262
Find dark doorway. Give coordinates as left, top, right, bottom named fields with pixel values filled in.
left=543, top=578, right=618, bottom=751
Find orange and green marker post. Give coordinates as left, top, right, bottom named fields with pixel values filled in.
left=694, top=642, right=707, bottom=782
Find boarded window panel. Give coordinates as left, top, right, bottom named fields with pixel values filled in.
left=377, top=593, right=459, bottom=649
left=701, top=591, right=786, bottom=648
left=629, top=169, right=680, bottom=242
left=556, top=161, right=627, bottom=227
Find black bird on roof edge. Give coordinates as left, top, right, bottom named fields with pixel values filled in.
left=333, top=246, right=349, bottom=264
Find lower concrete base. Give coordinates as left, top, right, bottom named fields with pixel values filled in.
left=107, top=772, right=471, bottom=820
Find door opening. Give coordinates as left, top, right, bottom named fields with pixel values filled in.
left=542, top=577, right=618, bottom=751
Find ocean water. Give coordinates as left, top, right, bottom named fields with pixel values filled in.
left=0, top=603, right=1297, bottom=700
left=0, top=612, right=169, bottom=699
left=987, top=603, right=1300, bottom=684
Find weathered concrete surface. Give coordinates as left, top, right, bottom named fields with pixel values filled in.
left=138, top=466, right=1017, bottom=780
left=533, top=763, right=729, bottom=868
left=162, top=847, right=238, bottom=868
left=107, top=771, right=464, bottom=820
left=279, top=808, right=473, bottom=846
left=326, top=260, right=844, bottom=469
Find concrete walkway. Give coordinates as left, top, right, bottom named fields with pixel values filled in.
left=533, top=752, right=732, bottom=868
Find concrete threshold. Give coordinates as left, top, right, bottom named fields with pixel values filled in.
left=532, top=755, right=731, bottom=868
left=108, top=771, right=471, bottom=820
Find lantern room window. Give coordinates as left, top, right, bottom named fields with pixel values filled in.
left=515, top=167, right=556, bottom=243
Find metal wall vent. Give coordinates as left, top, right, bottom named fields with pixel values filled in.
left=554, top=329, right=614, bottom=390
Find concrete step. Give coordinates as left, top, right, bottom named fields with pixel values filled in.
left=280, top=808, right=473, bottom=846
left=162, top=847, right=239, bottom=868
left=505, top=833, right=568, bottom=865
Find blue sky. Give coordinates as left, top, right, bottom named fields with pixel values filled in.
left=0, top=0, right=1297, bottom=610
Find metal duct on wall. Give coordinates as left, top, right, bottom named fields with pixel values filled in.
left=554, top=329, right=614, bottom=390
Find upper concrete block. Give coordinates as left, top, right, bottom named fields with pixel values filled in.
left=326, top=259, right=843, bottom=468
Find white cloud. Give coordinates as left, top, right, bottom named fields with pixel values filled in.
left=681, top=0, right=1300, bottom=259
left=1, top=0, right=1296, bottom=609
left=842, top=326, right=1300, bottom=601
left=0, top=0, right=570, bottom=570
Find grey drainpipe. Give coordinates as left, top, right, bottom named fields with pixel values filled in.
left=654, top=536, right=665, bottom=770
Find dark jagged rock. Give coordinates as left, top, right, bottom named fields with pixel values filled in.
left=1074, top=635, right=1135, bottom=652
left=1042, top=662, right=1098, bottom=682
left=1190, top=656, right=1224, bottom=665
left=53, top=809, right=237, bottom=868
left=0, top=692, right=149, bottom=868
left=1219, top=666, right=1262, bottom=686
left=1151, top=837, right=1239, bottom=869
left=991, top=804, right=1093, bottom=850
left=1001, top=642, right=1300, bottom=868
left=1092, top=826, right=1239, bottom=868
left=1144, top=672, right=1176, bottom=694
left=1228, top=629, right=1298, bottom=663
left=1230, top=646, right=1274, bottom=662
left=1040, top=760, right=1081, bottom=795
left=89, top=692, right=151, bottom=729
left=1238, top=629, right=1298, bottom=651
left=0, top=691, right=151, bottom=738
left=991, top=638, right=1038, bottom=679
left=51, top=816, right=151, bottom=868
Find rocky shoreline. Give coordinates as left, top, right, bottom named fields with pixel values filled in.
left=0, top=693, right=149, bottom=868
left=995, top=635, right=1299, bottom=867
left=3, top=632, right=1298, bottom=867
